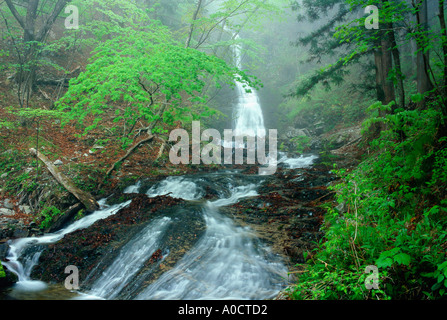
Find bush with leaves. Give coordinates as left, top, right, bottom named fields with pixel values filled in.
left=290, top=98, right=447, bottom=300
left=56, top=15, right=259, bottom=145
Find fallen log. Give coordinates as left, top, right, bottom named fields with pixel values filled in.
left=29, top=148, right=100, bottom=212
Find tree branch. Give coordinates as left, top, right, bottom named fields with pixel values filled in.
left=36, top=0, right=71, bottom=41
left=30, top=148, right=99, bottom=212
left=105, top=134, right=155, bottom=177
left=4, top=0, right=25, bottom=29
left=185, top=0, right=203, bottom=48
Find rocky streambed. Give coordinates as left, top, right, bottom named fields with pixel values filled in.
left=0, top=150, right=344, bottom=300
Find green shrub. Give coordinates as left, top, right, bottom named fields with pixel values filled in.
left=38, top=206, right=62, bottom=230
left=290, top=101, right=447, bottom=300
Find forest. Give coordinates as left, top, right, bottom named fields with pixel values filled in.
left=0, top=0, right=446, bottom=303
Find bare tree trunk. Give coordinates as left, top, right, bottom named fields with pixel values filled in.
left=374, top=40, right=396, bottom=106
left=381, top=38, right=396, bottom=106
left=185, top=0, right=203, bottom=48
left=373, top=36, right=396, bottom=134
left=386, top=18, right=405, bottom=110
left=5, top=0, right=72, bottom=106
left=374, top=49, right=385, bottom=103
left=415, top=0, right=434, bottom=94
left=105, top=135, right=155, bottom=177
left=439, top=0, right=447, bottom=96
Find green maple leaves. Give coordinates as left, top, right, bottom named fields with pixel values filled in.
left=57, top=22, right=257, bottom=136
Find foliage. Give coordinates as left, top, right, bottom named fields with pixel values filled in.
left=289, top=262, right=390, bottom=300
left=56, top=13, right=260, bottom=142
left=281, top=67, right=376, bottom=132
left=291, top=135, right=311, bottom=153
left=0, top=262, right=5, bottom=278
left=38, top=205, right=62, bottom=230
left=290, top=98, right=447, bottom=300
left=6, top=107, right=66, bottom=121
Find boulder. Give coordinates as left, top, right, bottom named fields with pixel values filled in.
left=281, top=127, right=310, bottom=140
left=3, top=199, right=14, bottom=209
left=12, top=227, right=29, bottom=239
left=19, top=205, right=32, bottom=215
left=0, top=208, right=14, bottom=216
left=322, top=125, right=362, bottom=150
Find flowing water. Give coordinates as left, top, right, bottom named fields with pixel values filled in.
left=1, top=34, right=318, bottom=300
left=232, top=34, right=266, bottom=138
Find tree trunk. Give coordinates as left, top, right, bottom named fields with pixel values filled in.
left=381, top=37, right=396, bottom=106
left=439, top=0, right=447, bottom=117
left=30, top=148, right=100, bottom=212
left=185, top=0, right=203, bottom=48
left=5, top=0, right=72, bottom=106
left=374, top=49, right=385, bottom=104
left=439, top=0, right=447, bottom=96
left=416, top=0, right=434, bottom=94
left=374, top=39, right=396, bottom=106
left=386, top=18, right=405, bottom=110
left=373, top=35, right=396, bottom=134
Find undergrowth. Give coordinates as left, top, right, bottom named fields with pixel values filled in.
left=289, top=98, right=447, bottom=300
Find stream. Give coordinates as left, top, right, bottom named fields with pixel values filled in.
left=0, top=33, right=319, bottom=300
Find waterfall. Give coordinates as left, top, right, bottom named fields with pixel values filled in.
left=0, top=32, right=320, bottom=301
left=136, top=184, right=288, bottom=300
left=232, top=34, right=266, bottom=138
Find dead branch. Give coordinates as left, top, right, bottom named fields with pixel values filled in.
left=105, top=134, right=155, bottom=177
left=30, top=148, right=99, bottom=212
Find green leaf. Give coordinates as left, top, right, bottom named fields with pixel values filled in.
left=377, top=257, right=393, bottom=268
left=393, top=253, right=411, bottom=266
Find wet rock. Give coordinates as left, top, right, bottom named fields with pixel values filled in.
left=13, top=227, right=29, bottom=239
left=19, top=205, right=32, bottom=215
left=0, top=242, right=9, bottom=260
left=31, top=193, right=203, bottom=293
left=0, top=208, right=15, bottom=216
left=3, top=199, right=14, bottom=209
left=322, top=125, right=362, bottom=150
left=281, top=127, right=310, bottom=140
left=226, top=163, right=334, bottom=265
left=53, top=159, right=63, bottom=166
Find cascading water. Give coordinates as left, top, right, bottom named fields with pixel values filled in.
left=232, top=34, right=266, bottom=138
left=85, top=216, right=172, bottom=300
left=136, top=184, right=288, bottom=300
left=146, top=176, right=205, bottom=200
left=2, top=199, right=131, bottom=294
left=1, top=32, right=319, bottom=300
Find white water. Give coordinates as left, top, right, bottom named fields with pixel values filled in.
left=123, top=180, right=141, bottom=194
left=278, top=152, right=318, bottom=169
left=232, top=34, right=266, bottom=138
left=86, top=217, right=172, bottom=300
left=146, top=176, right=204, bottom=200
left=136, top=184, right=288, bottom=300
left=2, top=199, right=131, bottom=292
left=1, top=32, right=319, bottom=300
